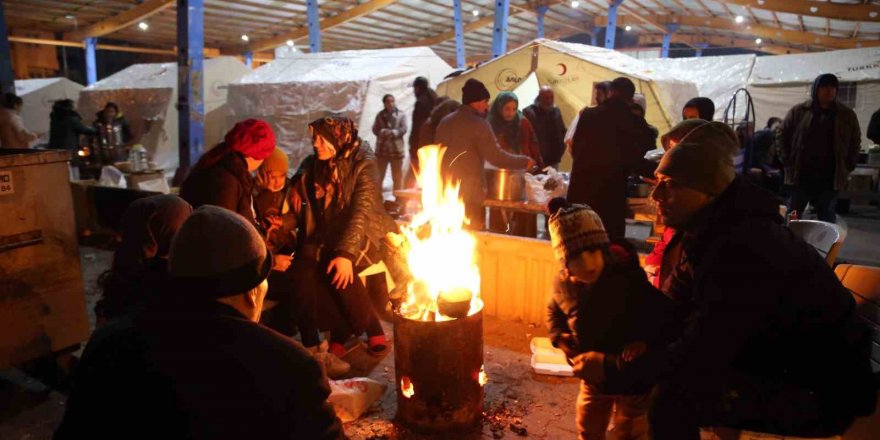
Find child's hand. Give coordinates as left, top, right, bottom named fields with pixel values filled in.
left=621, top=341, right=647, bottom=363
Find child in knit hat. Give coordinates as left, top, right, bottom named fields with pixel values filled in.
left=546, top=197, right=675, bottom=440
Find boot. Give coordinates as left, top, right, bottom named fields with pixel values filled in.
left=308, top=341, right=351, bottom=379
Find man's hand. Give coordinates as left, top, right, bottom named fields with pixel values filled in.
left=556, top=333, right=579, bottom=359
left=621, top=341, right=647, bottom=363
left=265, top=215, right=283, bottom=234
left=572, top=352, right=606, bottom=383
left=272, top=254, right=292, bottom=272
left=327, top=256, right=354, bottom=290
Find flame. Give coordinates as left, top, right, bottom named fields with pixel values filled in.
left=401, top=376, right=414, bottom=398
left=397, top=145, right=482, bottom=321
left=479, top=365, right=488, bottom=386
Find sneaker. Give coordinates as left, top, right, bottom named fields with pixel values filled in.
left=308, top=343, right=351, bottom=379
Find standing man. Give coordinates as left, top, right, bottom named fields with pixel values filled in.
left=781, top=73, right=861, bottom=223
left=408, top=76, right=437, bottom=172
left=372, top=94, right=408, bottom=201
left=523, top=86, right=566, bottom=169
left=435, top=79, right=535, bottom=229
left=565, top=81, right=610, bottom=150
left=568, top=77, right=656, bottom=239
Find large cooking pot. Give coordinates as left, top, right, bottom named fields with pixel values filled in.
left=485, top=168, right=526, bottom=201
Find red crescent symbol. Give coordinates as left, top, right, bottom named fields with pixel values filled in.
left=558, top=63, right=567, bottom=76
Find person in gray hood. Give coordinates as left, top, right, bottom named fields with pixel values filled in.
left=781, top=73, right=861, bottom=223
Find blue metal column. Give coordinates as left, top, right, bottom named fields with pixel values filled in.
left=244, top=51, right=253, bottom=68
left=453, top=0, right=465, bottom=69
left=84, top=37, right=97, bottom=85
left=175, top=0, right=205, bottom=180
left=492, top=0, right=510, bottom=58
left=605, top=0, right=624, bottom=49
left=536, top=6, right=548, bottom=39
left=307, top=0, right=321, bottom=53
left=590, top=27, right=599, bottom=46
left=695, top=43, right=708, bottom=57
left=0, top=2, right=14, bottom=94
left=660, top=24, right=679, bottom=58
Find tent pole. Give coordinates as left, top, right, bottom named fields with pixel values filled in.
left=453, top=0, right=466, bottom=68
left=244, top=51, right=253, bottom=68
left=492, top=0, right=510, bottom=58
left=605, top=0, right=624, bottom=49
left=84, top=37, right=97, bottom=86
left=591, top=27, right=599, bottom=46
left=307, top=0, right=321, bottom=53
left=536, top=6, right=548, bottom=39
left=0, top=2, right=14, bottom=94
left=661, top=24, right=679, bottom=58
left=174, top=0, right=205, bottom=185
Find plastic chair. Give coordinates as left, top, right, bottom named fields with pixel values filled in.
left=788, top=220, right=846, bottom=267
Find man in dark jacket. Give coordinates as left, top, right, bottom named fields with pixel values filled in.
left=523, top=86, right=566, bottom=169
left=568, top=77, right=656, bottom=239
left=48, top=99, right=96, bottom=152
left=868, top=107, right=880, bottom=145
left=409, top=77, right=437, bottom=167
left=434, top=79, right=534, bottom=229
left=180, top=119, right=276, bottom=227
left=56, top=206, right=346, bottom=440
left=576, top=121, right=875, bottom=439
left=781, top=73, right=861, bottom=223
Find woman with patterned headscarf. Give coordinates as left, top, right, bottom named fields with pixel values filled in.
left=286, top=114, right=397, bottom=360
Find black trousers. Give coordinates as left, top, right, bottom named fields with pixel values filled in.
left=264, top=267, right=321, bottom=347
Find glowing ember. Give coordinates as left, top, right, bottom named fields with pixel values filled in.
left=401, top=376, right=414, bottom=398
left=479, top=365, right=488, bottom=386
left=397, top=145, right=482, bottom=321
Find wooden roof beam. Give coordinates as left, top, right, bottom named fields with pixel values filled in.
left=247, top=0, right=400, bottom=52
left=637, top=33, right=804, bottom=55
left=596, top=14, right=880, bottom=49
left=66, top=0, right=175, bottom=40
left=722, top=0, right=880, bottom=23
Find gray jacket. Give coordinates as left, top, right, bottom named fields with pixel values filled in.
left=372, top=108, right=407, bottom=159
left=435, top=105, right=531, bottom=203
left=781, top=99, right=861, bottom=191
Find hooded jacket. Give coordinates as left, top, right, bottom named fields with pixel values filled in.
left=781, top=75, right=862, bottom=190
left=180, top=150, right=259, bottom=226
left=605, top=177, right=876, bottom=436
left=49, top=104, right=96, bottom=151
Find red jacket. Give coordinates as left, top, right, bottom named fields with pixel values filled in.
left=497, top=117, right=544, bottom=169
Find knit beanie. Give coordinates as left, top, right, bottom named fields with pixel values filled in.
left=656, top=121, right=739, bottom=196
left=462, top=79, right=491, bottom=105
left=547, top=198, right=609, bottom=262
left=169, top=206, right=272, bottom=298
left=225, top=119, right=276, bottom=160
left=660, top=119, right=708, bottom=151
left=263, top=147, right=289, bottom=173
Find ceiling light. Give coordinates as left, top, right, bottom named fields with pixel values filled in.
left=757, top=0, right=764, bottom=4
left=571, top=1, right=579, bottom=8
left=286, top=39, right=294, bottom=47
left=138, top=21, right=149, bottom=31
left=755, top=38, right=762, bottom=44
left=624, top=25, right=632, bottom=31
left=734, top=15, right=745, bottom=24
left=241, top=34, right=250, bottom=42
left=472, top=9, right=480, bottom=17
left=65, top=14, right=75, bottom=20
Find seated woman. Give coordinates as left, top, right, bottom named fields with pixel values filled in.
left=254, top=147, right=351, bottom=378
left=287, top=114, right=394, bottom=359
left=95, top=194, right=192, bottom=324
left=487, top=91, right=543, bottom=237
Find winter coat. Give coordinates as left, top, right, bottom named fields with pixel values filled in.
left=94, top=110, right=134, bottom=145
left=371, top=108, right=407, bottom=159
left=434, top=105, right=531, bottom=204
left=409, top=88, right=437, bottom=152
left=494, top=117, right=544, bottom=169
left=180, top=151, right=259, bottom=226
left=55, top=297, right=345, bottom=440
left=781, top=88, right=861, bottom=191
left=288, top=143, right=398, bottom=265
left=568, top=98, right=656, bottom=239
left=523, top=103, right=566, bottom=166
left=0, top=108, right=37, bottom=148
left=48, top=106, right=96, bottom=151
left=606, top=177, right=876, bottom=436
left=868, top=108, right=880, bottom=145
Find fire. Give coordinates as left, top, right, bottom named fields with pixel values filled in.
left=479, top=365, right=488, bottom=386
left=401, top=376, right=414, bottom=398
left=397, top=145, right=482, bottom=322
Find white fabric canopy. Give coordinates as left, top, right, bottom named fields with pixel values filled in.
left=14, top=77, right=83, bottom=144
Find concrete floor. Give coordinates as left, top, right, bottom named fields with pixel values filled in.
left=1, top=203, right=878, bottom=439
